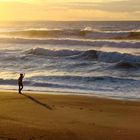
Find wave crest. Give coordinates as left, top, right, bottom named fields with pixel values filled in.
left=26, top=48, right=81, bottom=56
left=1, top=29, right=140, bottom=40
left=115, top=61, right=140, bottom=69
left=25, top=48, right=140, bottom=63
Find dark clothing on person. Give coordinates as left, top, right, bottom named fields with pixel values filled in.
left=18, top=74, right=24, bottom=94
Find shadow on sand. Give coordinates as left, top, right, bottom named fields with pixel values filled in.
left=22, top=94, right=53, bottom=110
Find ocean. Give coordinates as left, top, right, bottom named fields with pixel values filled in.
left=0, top=21, right=140, bottom=100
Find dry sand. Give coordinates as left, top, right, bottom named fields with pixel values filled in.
left=0, top=91, right=140, bottom=140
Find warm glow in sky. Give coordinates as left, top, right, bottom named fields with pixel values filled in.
left=0, top=0, right=139, bottom=21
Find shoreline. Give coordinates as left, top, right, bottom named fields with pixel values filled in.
left=0, top=91, right=140, bottom=139
left=0, top=88, right=140, bottom=102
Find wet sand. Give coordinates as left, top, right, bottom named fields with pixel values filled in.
left=0, top=91, right=140, bottom=140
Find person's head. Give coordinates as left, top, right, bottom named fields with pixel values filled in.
left=20, top=73, right=23, bottom=77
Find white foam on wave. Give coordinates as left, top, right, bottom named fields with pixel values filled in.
left=0, top=28, right=140, bottom=40
left=0, top=37, right=140, bottom=48
left=25, top=47, right=140, bottom=63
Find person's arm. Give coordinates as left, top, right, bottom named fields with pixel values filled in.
left=23, top=73, right=25, bottom=77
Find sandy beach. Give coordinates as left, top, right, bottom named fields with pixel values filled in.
left=0, top=91, right=139, bottom=140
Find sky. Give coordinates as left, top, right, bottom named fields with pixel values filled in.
left=0, top=0, right=139, bottom=21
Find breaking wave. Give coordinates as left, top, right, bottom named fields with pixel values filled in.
left=0, top=37, right=140, bottom=48
left=26, top=48, right=81, bottom=57
left=0, top=28, right=140, bottom=40
left=26, top=48, right=140, bottom=63
left=115, top=61, right=140, bottom=69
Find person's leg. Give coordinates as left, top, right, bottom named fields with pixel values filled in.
left=18, top=85, right=21, bottom=93
left=20, top=84, right=23, bottom=93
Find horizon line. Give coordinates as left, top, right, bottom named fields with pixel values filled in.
left=0, top=20, right=140, bottom=22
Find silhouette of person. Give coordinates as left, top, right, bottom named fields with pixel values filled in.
left=18, top=73, right=25, bottom=94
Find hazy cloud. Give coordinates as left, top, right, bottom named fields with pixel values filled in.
left=45, top=0, right=140, bottom=13
left=0, top=0, right=139, bottom=21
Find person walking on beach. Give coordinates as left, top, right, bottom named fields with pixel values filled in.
left=18, top=73, right=25, bottom=94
